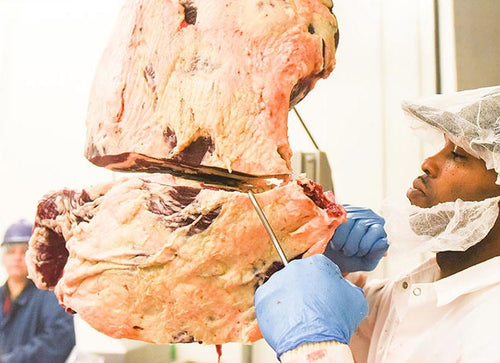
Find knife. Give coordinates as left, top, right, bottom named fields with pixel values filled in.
left=118, top=153, right=291, bottom=263
left=247, top=190, right=289, bottom=266
left=106, top=153, right=291, bottom=193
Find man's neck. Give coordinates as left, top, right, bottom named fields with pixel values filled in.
left=7, top=277, right=28, bottom=299
left=437, top=218, right=500, bottom=279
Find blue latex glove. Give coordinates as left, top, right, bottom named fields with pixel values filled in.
left=324, top=205, right=389, bottom=273
left=254, top=254, right=368, bottom=358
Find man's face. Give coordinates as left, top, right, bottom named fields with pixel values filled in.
left=407, top=138, right=500, bottom=208
left=2, top=244, right=28, bottom=280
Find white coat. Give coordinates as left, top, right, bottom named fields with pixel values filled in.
left=350, top=256, right=500, bottom=363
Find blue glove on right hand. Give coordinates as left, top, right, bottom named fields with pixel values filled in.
left=254, top=254, right=368, bottom=358
left=324, top=205, right=389, bottom=273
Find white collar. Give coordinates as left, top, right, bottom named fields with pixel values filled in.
left=396, top=256, right=500, bottom=307
left=434, top=256, right=500, bottom=306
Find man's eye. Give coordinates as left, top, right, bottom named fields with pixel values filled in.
left=451, top=151, right=466, bottom=159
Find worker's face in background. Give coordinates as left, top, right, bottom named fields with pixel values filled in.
left=407, top=138, right=500, bottom=208
left=2, top=244, right=28, bottom=280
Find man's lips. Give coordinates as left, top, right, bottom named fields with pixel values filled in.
left=412, top=176, right=427, bottom=194
left=407, top=176, right=427, bottom=200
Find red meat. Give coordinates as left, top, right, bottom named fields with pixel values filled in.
left=85, top=0, right=339, bottom=178
left=26, top=175, right=345, bottom=344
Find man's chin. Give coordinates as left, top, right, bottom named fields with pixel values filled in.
left=406, top=188, right=429, bottom=208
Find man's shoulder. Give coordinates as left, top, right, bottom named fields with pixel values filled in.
left=31, top=287, right=58, bottom=300
left=468, top=282, right=500, bottom=310
left=25, top=282, right=59, bottom=304
left=451, top=284, right=500, bottom=344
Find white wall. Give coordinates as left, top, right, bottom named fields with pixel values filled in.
left=0, top=0, right=438, bottom=362
left=0, top=0, right=122, bottom=238
left=290, top=0, right=437, bottom=280
left=453, top=0, right=500, bottom=90
left=291, top=0, right=436, bottom=208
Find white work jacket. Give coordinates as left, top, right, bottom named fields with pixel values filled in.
left=350, top=256, right=500, bottom=363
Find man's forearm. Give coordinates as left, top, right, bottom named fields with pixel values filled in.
left=280, top=341, right=355, bottom=363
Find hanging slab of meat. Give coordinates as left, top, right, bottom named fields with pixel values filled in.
left=26, top=175, right=345, bottom=344
left=85, top=0, right=339, bottom=179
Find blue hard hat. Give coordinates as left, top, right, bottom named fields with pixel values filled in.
left=2, top=219, right=33, bottom=246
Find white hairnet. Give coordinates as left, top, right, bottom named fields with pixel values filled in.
left=382, top=194, right=500, bottom=256
left=402, top=85, right=500, bottom=183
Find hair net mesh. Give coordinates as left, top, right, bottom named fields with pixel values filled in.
left=382, top=195, right=500, bottom=255
left=401, top=85, right=500, bottom=183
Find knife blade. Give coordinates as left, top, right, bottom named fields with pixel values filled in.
left=247, top=190, right=288, bottom=266
left=106, top=153, right=291, bottom=193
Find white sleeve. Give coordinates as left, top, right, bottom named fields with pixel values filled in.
left=349, top=278, right=390, bottom=362
left=280, top=341, right=354, bottom=363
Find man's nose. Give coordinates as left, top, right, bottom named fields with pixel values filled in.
left=14, top=250, right=27, bottom=259
left=420, top=152, right=441, bottom=177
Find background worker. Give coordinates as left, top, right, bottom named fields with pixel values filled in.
left=255, top=85, right=500, bottom=362
left=0, top=219, right=75, bottom=363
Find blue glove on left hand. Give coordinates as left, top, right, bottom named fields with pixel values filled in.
left=254, top=254, right=368, bottom=358
left=324, top=205, right=389, bottom=273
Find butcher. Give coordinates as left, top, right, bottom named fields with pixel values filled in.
left=255, top=85, right=500, bottom=362
left=0, top=220, right=75, bottom=363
